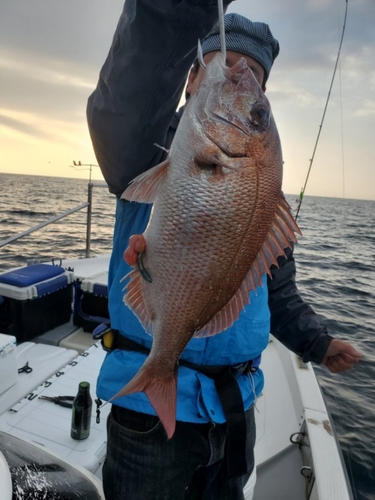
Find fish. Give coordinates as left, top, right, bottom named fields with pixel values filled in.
left=112, top=53, right=301, bottom=439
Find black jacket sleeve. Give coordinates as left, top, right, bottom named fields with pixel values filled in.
left=87, top=0, right=232, bottom=198
left=267, top=246, right=333, bottom=364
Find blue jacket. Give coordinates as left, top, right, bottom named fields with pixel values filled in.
left=96, top=199, right=269, bottom=423
left=88, top=0, right=333, bottom=422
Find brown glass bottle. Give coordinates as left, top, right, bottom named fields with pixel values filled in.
left=70, top=381, right=92, bottom=440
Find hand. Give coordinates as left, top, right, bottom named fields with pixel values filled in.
left=321, top=339, right=363, bottom=373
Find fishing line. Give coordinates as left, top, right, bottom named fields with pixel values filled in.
left=295, top=0, right=349, bottom=221
left=218, top=0, right=226, bottom=60
left=332, top=17, right=357, bottom=494
left=293, top=2, right=358, bottom=496
left=339, top=60, right=346, bottom=199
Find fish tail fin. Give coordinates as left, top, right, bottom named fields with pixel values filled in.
left=110, top=364, right=177, bottom=439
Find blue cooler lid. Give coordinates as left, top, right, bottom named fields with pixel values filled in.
left=92, top=284, right=108, bottom=298
left=0, top=264, right=65, bottom=288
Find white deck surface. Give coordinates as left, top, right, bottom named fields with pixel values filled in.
left=0, top=342, right=78, bottom=415
left=0, top=342, right=110, bottom=475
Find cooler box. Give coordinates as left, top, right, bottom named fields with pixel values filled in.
left=0, top=334, right=17, bottom=395
left=73, top=272, right=109, bottom=333
left=0, top=264, right=74, bottom=343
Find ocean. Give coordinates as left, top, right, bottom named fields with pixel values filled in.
left=0, top=172, right=374, bottom=500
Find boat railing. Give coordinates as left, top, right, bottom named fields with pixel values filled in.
left=0, top=182, right=107, bottom=259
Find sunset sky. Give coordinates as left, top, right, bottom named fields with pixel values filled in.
left=1, top=0, right=374, bottom=200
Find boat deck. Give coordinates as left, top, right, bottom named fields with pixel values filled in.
left=0, top=256, right=353, bottom=500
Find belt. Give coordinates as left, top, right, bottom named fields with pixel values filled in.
left=95, top=326, right=259, bottom=480
left=111, top=331, right=258, bottom=377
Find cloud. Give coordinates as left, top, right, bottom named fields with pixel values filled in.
left=354, top=100, right=375, bottom=117
left=0, top=0, right=374, bottom=200
left=0, top=52, right=94, bottom=90
left=0, top=0, right=122, bottom=67
left=0, top=51, right=95, bottom=123
left=0, top=107, right=88, bottom=146
left=0, top=110, right=52, bottom=140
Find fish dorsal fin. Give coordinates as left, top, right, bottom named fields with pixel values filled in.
left=193, top=194, right=301, bottom=338
left=122, top=269, right=154, bottom=335
left=121, top=159, right=170, bottom=203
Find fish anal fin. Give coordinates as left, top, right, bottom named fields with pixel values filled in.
left=193, top=194, right=301, bottom=339
left=121, top=159, right=170, bottom=203
left=122, top=269, right=153, bottom=334
left=110, top=364, right=177, bottom=439
left=193, top=278, right=254, bottom=339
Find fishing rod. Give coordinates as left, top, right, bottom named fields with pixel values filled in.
left=295, top=0, right=349, bottom=221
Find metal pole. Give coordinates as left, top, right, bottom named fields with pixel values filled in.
left=85, top=183, right=93, bottom=258
left=0, top=203, right=89, bottom=248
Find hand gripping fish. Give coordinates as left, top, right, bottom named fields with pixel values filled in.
left=112, top=53, right=301, bottom=439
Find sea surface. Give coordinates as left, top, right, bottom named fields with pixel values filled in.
left=0, top=172, right=374, bottom=500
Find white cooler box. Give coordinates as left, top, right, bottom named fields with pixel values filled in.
left=0, top=264, right=74, bottom=343
left=0, top=342, right=109, bottom=476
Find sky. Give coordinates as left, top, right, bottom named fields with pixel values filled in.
left=0, top=0, right=374, bottom=201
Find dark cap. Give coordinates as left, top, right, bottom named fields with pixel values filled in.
left=200, top=13, right=280, bottom=82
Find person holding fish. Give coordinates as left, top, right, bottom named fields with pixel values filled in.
left=87, top=1, right=362, bottom=499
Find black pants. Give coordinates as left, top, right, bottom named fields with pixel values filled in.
left=102, top=405, right=256, bottom=500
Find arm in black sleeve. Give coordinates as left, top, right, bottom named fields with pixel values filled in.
left=87, top=0, right=231, bottom=198
left=267, top=246, right=333, bottom=364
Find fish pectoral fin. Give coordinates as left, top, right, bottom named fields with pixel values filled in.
left=193, top=194, right=301, bottom=339
left=110, top=365, right=177, bottom=439
left=122, top=268, right=154, bottom=335
left=121, top=158, right=170, bottom=203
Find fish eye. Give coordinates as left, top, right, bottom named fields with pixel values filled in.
left=251, top=103, right=270, bottom=129
left=255, top=107, right=267, bottom=120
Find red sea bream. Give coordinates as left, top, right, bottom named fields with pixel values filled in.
left=112, top=53, right=301, bottom=438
